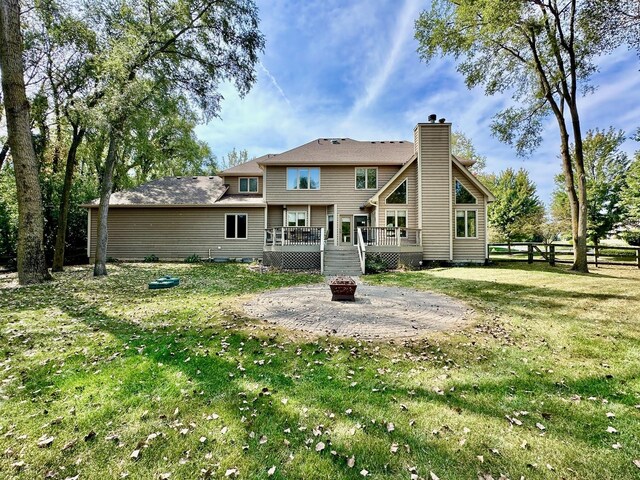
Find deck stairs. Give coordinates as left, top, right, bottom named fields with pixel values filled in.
left=323, top=245, right=362, bottom=276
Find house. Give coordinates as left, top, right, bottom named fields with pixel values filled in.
left=84, top=117, right=495, bottom=275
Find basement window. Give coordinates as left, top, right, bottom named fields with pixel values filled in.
left=225, top=214, right=248, bottom=239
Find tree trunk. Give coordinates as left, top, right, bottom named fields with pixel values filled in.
left=0, top=0, right=51, bottom=284
left=52, top=126, right=85, bottom=272
left=93, top=131, right=119, bottom=277
left=568, top=103, right=589, bottom=273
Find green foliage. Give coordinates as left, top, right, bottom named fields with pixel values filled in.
left=552, top=128, right=631, bottom=243
left=184, top=254, right=201, bottom=264
left=487, top=168, right=544, bottom=242
left=365, top=253, right=388, bottom=274
left=620, top=230, right=640, bottom=246
left=221, top=148, right=251, bottom=170
left=0, top=166, right=18, bottom=265
left=143, top=254, right=159, bottom=263
left=583, top=0, right=640, bottom=54
left=415, top=0, right=601, bottom=156
left=621, top=136, right=640, bottom=223
left=451, top=131, right=487, bottom=173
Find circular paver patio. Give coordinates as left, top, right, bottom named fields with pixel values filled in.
left=243, top=281, right=472, bottom=339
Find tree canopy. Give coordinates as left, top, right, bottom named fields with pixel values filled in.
left=415, top=0, right=627, bottom=272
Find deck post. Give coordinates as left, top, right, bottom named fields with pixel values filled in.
left=396, top=227, right=401, bottom=246
left=549, top=244, right=555, bottom=266
left=527, top=243, right=533, bottom=264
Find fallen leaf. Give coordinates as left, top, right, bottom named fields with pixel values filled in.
left=225, top=468, right=238, bottom=477
left=386, top=422, right=395, bottom=432
left=267, top=466, right=276, bottom=476
left=37, top=435, right=55, bottom=448
left=390, top=443, right=399, bottom=453
left=130, top=449, right=140, bottom=460
left=315, top=442, right=325, bottom=452
left=360, top=469, right=368, bottom=476
left=607, top=426, right=618, bottom=434
left=612, top=443, right=622, bottom=449
left=430, top=472, right=440, bottom=480
left=633, top=459, right=640, bottom=469
left=535, top=422, right=546, bottom=431
left=347, top=456, right=355, bottom=468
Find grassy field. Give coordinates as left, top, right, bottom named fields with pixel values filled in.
left=0, top=262, right=639, bottom=479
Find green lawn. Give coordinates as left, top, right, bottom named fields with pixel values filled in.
left=1, top=262, right=639, bottom=479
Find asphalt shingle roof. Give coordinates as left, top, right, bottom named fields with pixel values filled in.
left=257, top=138, right=414, bottom=166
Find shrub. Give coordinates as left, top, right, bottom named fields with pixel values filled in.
left=620, top=230, right=640, bottom=246
left=143, top=254, right=159, bottom=263
left=365, top=253, right=388, bottom=274
left=184, top=254, right=201, bottom=263
left=106, top=257, right=121, bottom=263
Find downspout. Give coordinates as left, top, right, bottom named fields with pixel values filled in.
left=87, top=208, right=91, bottom=259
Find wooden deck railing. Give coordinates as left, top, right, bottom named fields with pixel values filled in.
left=264, top=227, right=324, bottom=246
left=358, top=227, right=422, bottom=247
left=488, top=242, right=640, bottom=268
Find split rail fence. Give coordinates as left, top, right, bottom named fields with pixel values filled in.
left=488, top=242, right=640, bottom=268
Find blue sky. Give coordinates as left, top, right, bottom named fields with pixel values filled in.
left=196, top=0, right=640, bottom=204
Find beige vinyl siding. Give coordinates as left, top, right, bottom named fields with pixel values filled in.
left=265, top=165, right=399, bottom=215
left=418, top=124, right=452, bottom=260
left=452, top=165, right=487, bottom=262
left=88, top=207, right=264, bottom=261
left=310, top=205, right=327, bottom=227
left=267, top=205, right=283, bottom=228
left=223, top=175, right=263, bottom=195
left=378, top=161, right=418, bottom=230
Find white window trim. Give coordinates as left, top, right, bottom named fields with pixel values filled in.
left=287, top=210, right=307, bottom=227
left=225, top=213, right=249, bottom=240
left=384, top=178, right=408, bottom=205
left=455, top=209, right=478, bottom=239
left=327, top=213, right=334, bottom=239
left=286, top=167, right=321, bottom=190
left=238, top=177, right=259, bottom=193
left=384, top=209, right=408, bottom=237
left=354, top=167, right=378, bottom=190
left=454, top=178, right=477, bottom=205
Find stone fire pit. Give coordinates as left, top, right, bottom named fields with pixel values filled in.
left=329, top=276, right=357, bottom=301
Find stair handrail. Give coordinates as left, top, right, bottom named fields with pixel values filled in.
left=320, top=227, right=325, bottom=275
left=356, top=228, right=366, bottom=274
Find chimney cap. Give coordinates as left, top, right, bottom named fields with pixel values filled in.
left=438, top=118, right=446, bottom=123
left=428, top=114, right=437, bottom=123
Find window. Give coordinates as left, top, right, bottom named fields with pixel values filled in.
left=385, top=210, right=407, bottom=237
left=287, top=167, right=320, bottom=190
left=239, top=177, right=258, bottom=193
left=355, top=167, right=377, bottom=189
left=327, top=214, right=334, bottom=239
left=455, top=180, right=477, bottom=204
left=456, top=210, right=477, bottom=238
left=386, top=179, right=407, bottom=204
left=287, top=211, right=307, bottom=227
left=225, top=214, right=248, bottom=239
